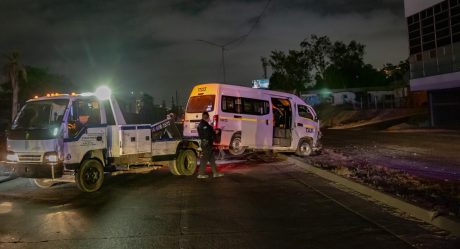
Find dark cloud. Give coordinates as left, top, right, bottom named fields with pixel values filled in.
left=0, top=0, right=408, bottom=105
left=284, top=0, right=404, bottom=15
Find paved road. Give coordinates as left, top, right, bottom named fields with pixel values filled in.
left=0, top=159, right=458, bottom=249
left=322, top=129, right=460, bottom=181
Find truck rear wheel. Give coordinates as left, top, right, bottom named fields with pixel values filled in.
left=76, top=159, right=104, bottom=193
left=169, top=160, right=181, bottom=175
left=31, top=179, right=55, bottom=189
left=177, top=150, right=197, bottom=176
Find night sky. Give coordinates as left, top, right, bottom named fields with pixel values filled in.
left=0, top=0, right=407, bottom=105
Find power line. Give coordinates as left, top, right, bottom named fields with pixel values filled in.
left=225, top=0, right=272, bottom=50
left=196, top=0, right=272, bottom=82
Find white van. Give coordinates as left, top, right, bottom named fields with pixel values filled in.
left=183, top=83, right=321, bottom=156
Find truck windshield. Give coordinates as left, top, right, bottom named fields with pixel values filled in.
left=11, top=99, right=69, bottom=130
left=186, top=95, right=215, bottom=113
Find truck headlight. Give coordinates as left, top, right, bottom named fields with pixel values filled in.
left=6, top=151, right=18, bottom=162
left=44, top=152, right=59, bottom=163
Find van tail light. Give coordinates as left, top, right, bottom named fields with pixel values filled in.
left=213, top=115, right=219, bottom=129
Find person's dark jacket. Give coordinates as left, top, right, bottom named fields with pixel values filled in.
left=197, top=119, right=214, bottom=143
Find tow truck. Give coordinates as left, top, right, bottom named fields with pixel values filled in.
left=0, top=86, right=199, bottom=192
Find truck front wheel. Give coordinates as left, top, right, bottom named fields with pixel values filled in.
left=75, top=159, right=104, bottom=193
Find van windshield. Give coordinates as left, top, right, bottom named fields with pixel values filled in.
left=186, top=95, right=215, bottom=113
left=11, top=99, right=69, bottom=130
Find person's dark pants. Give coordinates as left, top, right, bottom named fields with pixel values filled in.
left=198, top=140, right=218, bottom=175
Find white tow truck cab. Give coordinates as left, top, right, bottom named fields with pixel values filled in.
left=1, top=87, right=199, bottom=192
left=184, top=83, right=322, bottom=156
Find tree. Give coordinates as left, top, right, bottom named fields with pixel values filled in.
left=1, top=66, right=73, bottom=107
left=3, top=52, right=27, bottom=121
left=382, top=60, right=409, bottom=86
left=319, top=40, right=366, bottom=89
left=262, top=35, right=406, bottom=92
left=300, top=35, right=332, bottom=82
left=267, top=50, right=311, bottom=94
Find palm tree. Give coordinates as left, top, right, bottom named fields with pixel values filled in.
left=3, top=52, right=27, bottom=121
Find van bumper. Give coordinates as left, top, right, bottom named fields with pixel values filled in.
left=0, top=161, right=64, bottom=179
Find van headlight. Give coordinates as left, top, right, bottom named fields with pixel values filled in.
left=6, top=151, right=18, bottom=162
left=44, top=152, right=59, bottom=163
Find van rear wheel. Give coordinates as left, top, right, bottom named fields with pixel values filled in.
left=228, top=133, right=246, bottom=156
left=75, top=159, right=104, bottom=193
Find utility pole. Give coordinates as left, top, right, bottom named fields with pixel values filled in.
left=196, top=0, right=272, bottom=83
left=197, top=39, right=233, bottom=83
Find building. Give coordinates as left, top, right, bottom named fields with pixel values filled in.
left=405, top=0, right=460, bottom=127
left=302, top=86, right=414, bottom=109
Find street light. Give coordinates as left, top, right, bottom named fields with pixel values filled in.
left=197, top=39, right=228, bottom=83
left=197, top=38, right=244, bottom=83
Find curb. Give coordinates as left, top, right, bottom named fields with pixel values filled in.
left=0, top=175, right=17, bottom=184
left=287, top=156, right=460, bottom=237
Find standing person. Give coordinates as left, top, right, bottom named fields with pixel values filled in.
left=197, top=111, right=224, bottom=179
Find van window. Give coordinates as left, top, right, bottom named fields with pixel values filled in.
left=222, top=96, right=241, bottom=113
left=298, top=105, right=314, bottom=120
left=242, top=98, right=269, bottom=115
left=186, top=95, right=215, bottom=113
left=222, top=96, right=269, bottom=115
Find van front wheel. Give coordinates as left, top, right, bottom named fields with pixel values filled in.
left=296, top=139, right=313, bottom=157
left=228, top=133, right=246, bottom=156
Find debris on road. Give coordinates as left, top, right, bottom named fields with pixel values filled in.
left=302, top=148, right=460, bottom=217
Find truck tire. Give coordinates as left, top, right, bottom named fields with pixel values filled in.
left=169, top=160, right=181, bottom=176
left=295, top=139, right=313, bottom=157
left=228, top=133, right=246, bottom=156
left=31, top=178, right=55, bottom=189
left=75, top=159, right=104, bottom=193
left=177, top=150, right=197, bottom=176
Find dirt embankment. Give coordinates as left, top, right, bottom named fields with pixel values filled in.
left=316, top=105, right=428, bottom=129
left=304, top=130, right=460, bottom=217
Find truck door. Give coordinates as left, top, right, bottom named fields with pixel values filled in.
left=64, top=98, right=107, bottom=165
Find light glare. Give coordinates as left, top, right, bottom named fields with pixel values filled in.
left=94, top=86, right=112, bottom=100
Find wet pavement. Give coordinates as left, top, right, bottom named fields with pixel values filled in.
left=0, top=159, right=458, bottom=249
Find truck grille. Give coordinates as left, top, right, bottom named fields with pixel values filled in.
left=18, top=154, right=42, bottom=162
